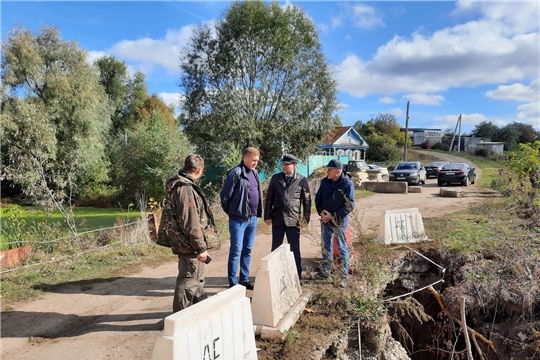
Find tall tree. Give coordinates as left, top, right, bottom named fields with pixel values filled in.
left=94, top=56, right=147, bottom=135
left=356, top=113, right=405, bottom=146
left=179, top=0, right=339, bottom=173
left=113, top=110, right=191, bottom=202
left=471, top=121, right=499, bottom=139
left=137, top=94, right=176, bottom=127
left=495, top=124, right=520, bottom=151
left=1, top=25, right=111, bottom=212
left=510, top=121, right=538, bottom=144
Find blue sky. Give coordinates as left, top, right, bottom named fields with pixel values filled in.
left=2, top=1, right=539, bottom=134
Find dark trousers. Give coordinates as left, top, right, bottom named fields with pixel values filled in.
left=271, top=222, right=302, bottom=279
left=173, top=256, right=207, bottom=313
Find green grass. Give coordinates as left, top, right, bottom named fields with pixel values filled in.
left=1, top=204, right=142, bottom=246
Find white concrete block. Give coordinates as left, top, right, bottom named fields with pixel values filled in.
left=373, top=208, right=428, bottom=244
left=251, top=244, right=302, bottom=327
left=152, top=285, right=257, bottom=360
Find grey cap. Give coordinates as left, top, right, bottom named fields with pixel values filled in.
left=323, top=159, right=343, bottom=170
left=281, top=154, right=299, bottom=164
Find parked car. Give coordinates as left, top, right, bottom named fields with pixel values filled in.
left=388, top=161, right=426, bottom=185
left=425, top=161, right=451, bottom=178
left=437, top=163, right=476, bottom=186
left=367, top=164, right=389, bottom=176
left=346, top=160, right=369, bottom=173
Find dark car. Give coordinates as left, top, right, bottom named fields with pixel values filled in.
left=437, top=163, right=476, bottom=186
left=425, top=161, right=451, bottom=178
left=389, top=161, right=426, bottom=185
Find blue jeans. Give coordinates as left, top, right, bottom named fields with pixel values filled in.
left=228, top=216, right=257, bottom=286
left=321, top=223, right=349, bottom=277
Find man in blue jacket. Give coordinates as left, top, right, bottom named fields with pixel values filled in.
left=315, top=159, right=355, bottom=288
left=220, top=147, right=262, bottom=289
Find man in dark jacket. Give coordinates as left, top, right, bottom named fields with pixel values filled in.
left=220, top=147, right=262, bottom=289
left=315, top=159, right=355, bottom=288
left=264, top=154, right=311, bottom=281
left=164, top=154, right=213, bottom=312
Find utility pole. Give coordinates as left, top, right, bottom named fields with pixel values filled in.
left=449, top=114, right=461, bottom=151
left=457, top=114, right=462, bottom=153
left=404, top=101, right=410, bottom=161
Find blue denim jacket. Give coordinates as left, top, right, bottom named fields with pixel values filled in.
left=220, top=162, right=263, bottom=221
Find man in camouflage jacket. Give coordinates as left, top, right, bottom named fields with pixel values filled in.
left=165, top=154, right=213, bottom=312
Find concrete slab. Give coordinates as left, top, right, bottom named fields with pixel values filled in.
left=361, top=181, right=408, bottom=193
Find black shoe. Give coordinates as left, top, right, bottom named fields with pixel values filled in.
left=239, top=282, right=254, bottom=290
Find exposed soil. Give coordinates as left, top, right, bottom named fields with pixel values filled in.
left=1, top=152, right=519, bottom=360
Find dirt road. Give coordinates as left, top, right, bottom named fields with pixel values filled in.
left=0, top=152, right=497, bottom=360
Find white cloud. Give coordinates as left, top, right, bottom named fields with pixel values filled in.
left=402, top=93, right=445, bottom=106
left=517, top=101, right=540, bottom=129
left=485, top=79, right=539, bottom=102
left=331, top=16, right=342, bottom=29
left=103, top=25, right=194, bottom=75
left=158, top=92, right=183, bottom=107
left=337, top=2, right=539, bottom=97
left=87, top=50, right=108, bottom=64
left=338, top=102, right=350, bottom=109
left=387, top=107, right=405, bottom=118
left=352, top=4, right=384, bottom=29
left=378, top=96, right=395, bottom=104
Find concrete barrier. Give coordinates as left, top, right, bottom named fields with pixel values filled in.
left=251, top=244, right=311, bottom=340
left=361, top=181, right=408, bottom=193
left=373, top=208, right=428, bottom=244
left=152, top=286, right=257, bottom=360
left=408, top=186, right=422, bottom=193
left=439, top=188, right=463, bottom=198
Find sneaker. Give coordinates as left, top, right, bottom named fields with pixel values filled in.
left=239, top=282, right=254, bottom=290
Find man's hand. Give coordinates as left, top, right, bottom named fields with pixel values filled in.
left=299, top=220, right=307, bottom=228
left=197, top=251, right=209, bottom=263
left=264, top=219, right=271, bottom=225
left=320, top=210, right=333, bottom=223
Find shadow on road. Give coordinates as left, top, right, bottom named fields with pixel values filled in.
left=32, top=276, right=176, bottom=297
left=1, top=310, right=169, bottom=338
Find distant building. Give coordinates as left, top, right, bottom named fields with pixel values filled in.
left=454, top=136, right=492, bottom=152
left=401, top=128, right=443, bottom=146
left=476, top=141, right=505, bottom=154
left=315, top=126, right=369, bottom=161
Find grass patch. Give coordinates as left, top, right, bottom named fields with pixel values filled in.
left=1, top=204, right=142, bottom=247
left=424, top=199, right=540, bottom=258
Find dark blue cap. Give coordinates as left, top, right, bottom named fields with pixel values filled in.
left=323, top=159, right=343, bottom=170
left=281, top=154, right=299, bottom=164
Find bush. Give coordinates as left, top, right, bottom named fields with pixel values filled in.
left=420, top=141, right=432, bottom=149
left=474, top=147, right=496, bottom=158
left=431, top=142, right=449, bottom=151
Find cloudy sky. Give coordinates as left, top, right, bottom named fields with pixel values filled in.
left=3, top=1, right=539, bottom=133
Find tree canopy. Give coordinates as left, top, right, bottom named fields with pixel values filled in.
left=1, top=24, right=112, bottom=206
left=179, top=0, right=339, bottom=173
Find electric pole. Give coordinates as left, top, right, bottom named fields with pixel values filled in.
left=449, top=114, right=461, bottom=151
left=457, top=114, right=462, bottom=153
left=404, top=101, right=410, bottom=161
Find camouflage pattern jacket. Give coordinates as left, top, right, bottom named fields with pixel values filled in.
left=162, top=170, right=213, bottom=256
